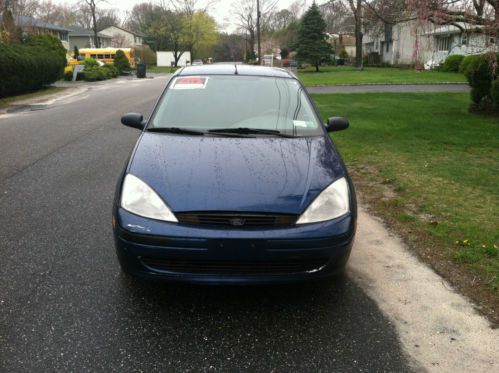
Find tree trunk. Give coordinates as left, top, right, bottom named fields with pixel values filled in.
left=355, top=30, right=363, bottom=68
left=354, top=0, right=363, bottom=68
left=248, top=29, right=255, bottom=60
left=315, top=61, right=319, bottom=72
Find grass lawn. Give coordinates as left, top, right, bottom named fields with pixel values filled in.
left=145, top=65, right=180, bottom=74
left=312, top=92, right=498, bottom=298
left=0, top=87, right=66, bottom=110
left=299, top=66, right=467, bottom=86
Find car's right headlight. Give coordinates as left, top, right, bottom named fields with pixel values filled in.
left=120, top=174, right=178, bottom=222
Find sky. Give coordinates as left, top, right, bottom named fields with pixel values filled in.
left=56, top=0, right=311, bottom=32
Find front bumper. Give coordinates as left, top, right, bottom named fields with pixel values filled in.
left=113, top=208, right=356, bottom=284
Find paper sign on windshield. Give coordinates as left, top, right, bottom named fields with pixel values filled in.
left=172, top=76, right=208, bottom=90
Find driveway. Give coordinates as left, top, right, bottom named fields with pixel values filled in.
left=0, top=77, right=495, bottom=372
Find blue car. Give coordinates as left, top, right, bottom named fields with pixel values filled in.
left=113, top=65, right=356, bottom=284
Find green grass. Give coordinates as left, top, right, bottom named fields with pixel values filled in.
left=145, top=65, right=180, bottom=74
left=312, top=92, right=498, bottom=291
left=0, top=87, right=66, bottom=109
left=299, top=66, right=467, bottom=86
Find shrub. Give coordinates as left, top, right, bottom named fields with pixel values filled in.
left=464, top=53, right=495, bottom=105
left=491, top=79, right=499, bottom=110
left=82, top=66, right=105, bottom=81
left=63, top=70, right=73, bottom=81
left=83, top=58, right=99, bottom=69
left=113, top=50, right=130, bottom=74
left=0, top=34, right=66, bottom=97
left=135, top=45, right=156, bottom=65
left=101, top=64, right=119, bottom=78
left=338, top=48, right=349, bottom=59
left=81, top=65, right=119, bottom=81
left=459, top=54, right=480, bottom=74
left=443, top=54, right=464, bottom=72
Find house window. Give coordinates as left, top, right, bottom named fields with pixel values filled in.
left=59, top=32, right=68, bottom=41
left=461, top=34, right=467, bottom=46
left=436, top=35, right=451, bottom=51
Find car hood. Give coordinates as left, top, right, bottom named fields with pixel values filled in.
left=127, top=133, right=345, bottom=214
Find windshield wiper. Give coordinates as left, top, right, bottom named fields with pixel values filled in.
left=147, top=127, right=205, bottom=136
left=208, top=127, right=295, bottom=137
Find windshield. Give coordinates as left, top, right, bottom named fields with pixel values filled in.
left=150, top=75, right=323, bottom=136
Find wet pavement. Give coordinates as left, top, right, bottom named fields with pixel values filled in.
left=0, top=77, right=412, bottom=371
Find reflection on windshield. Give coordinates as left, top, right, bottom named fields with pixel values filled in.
left=151, top=75, right=322, bottom=136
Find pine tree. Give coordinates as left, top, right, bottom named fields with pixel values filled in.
left=296, top=3, right=331, bottom=72
left=113, top=50, right=131, bottom=74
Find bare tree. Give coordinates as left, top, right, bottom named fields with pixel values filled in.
left=9, top=0, right=39, bottom=18
left=83, top=0, right=104, bottom=48
left=37, top=1, right=77, bottom=25
left=320, top=0, right=354, bottom=34
left=111, top=32, right=126, bottom=47
left=96, top=8, right=120, bottom=30
left=347, top=0, right=363, bottom=67
left=123, top=2, right=155, bottom=34
left=231, top=0, right=277, bottom=61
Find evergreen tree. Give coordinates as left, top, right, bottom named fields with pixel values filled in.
left=296, top=3, right=331, bottom=72
left=113, top=50, right=131, bottom=74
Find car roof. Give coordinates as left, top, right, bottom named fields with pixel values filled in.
left=176, top=64, right=296, bottom=79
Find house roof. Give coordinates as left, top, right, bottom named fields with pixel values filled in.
left=99, top=25, right=145, bottom=37
left=15, top=15, right=70, bottom=32
left=68, top=25, right=112, bottom=38
left=427, top=22, right=484, bottom=35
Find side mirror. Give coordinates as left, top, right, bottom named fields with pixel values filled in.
left=121, top=112, right=145, bottom=130
left=326, top=117, right=349, bottom=132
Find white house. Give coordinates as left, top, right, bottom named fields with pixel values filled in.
left=99, top=26, right=144, bottom=48
left=157, top=51, right=192, bottom=67
left=363, top=21, right=498, bottom=68
left=423, top=23, right=498, bottom=68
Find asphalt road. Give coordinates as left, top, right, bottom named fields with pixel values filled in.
left=0, top=77, right=412, bottom=372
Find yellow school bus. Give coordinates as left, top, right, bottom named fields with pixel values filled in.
left=67, top=48, right=136, bottom=69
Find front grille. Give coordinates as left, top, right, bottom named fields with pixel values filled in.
left=141, top=257, right=328, bottom=275
left=176, top=212, right=297, bottom=228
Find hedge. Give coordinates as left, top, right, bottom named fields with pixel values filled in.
left=443, top=54, right=464, bottom=72
left=464, top=52, right=499, bottom=112
left=0, top=34, right=66, bottom=97
left=491, top=80, right=499, bottom=110
left=63, top=59, right=119, bottom=82
left=113, top=50, right=130, bottom=74
left=459, top=54, right=480, bottom=74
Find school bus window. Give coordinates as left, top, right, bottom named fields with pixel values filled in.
left=91, top=54, right=97, bottom=58
left=105, top=54, right=111, bottom=59
left=97, top=54, right=104, bottom=59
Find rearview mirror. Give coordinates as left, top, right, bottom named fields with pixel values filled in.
left=326, top=117, right=349, bottom=132
left=121, top=112, right=145, bottom=130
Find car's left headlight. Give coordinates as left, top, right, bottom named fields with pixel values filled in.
left=296, top=177, right=350, bottom=224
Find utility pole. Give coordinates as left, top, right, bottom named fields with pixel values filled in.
left=257, top=0, right=261, bottom=65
